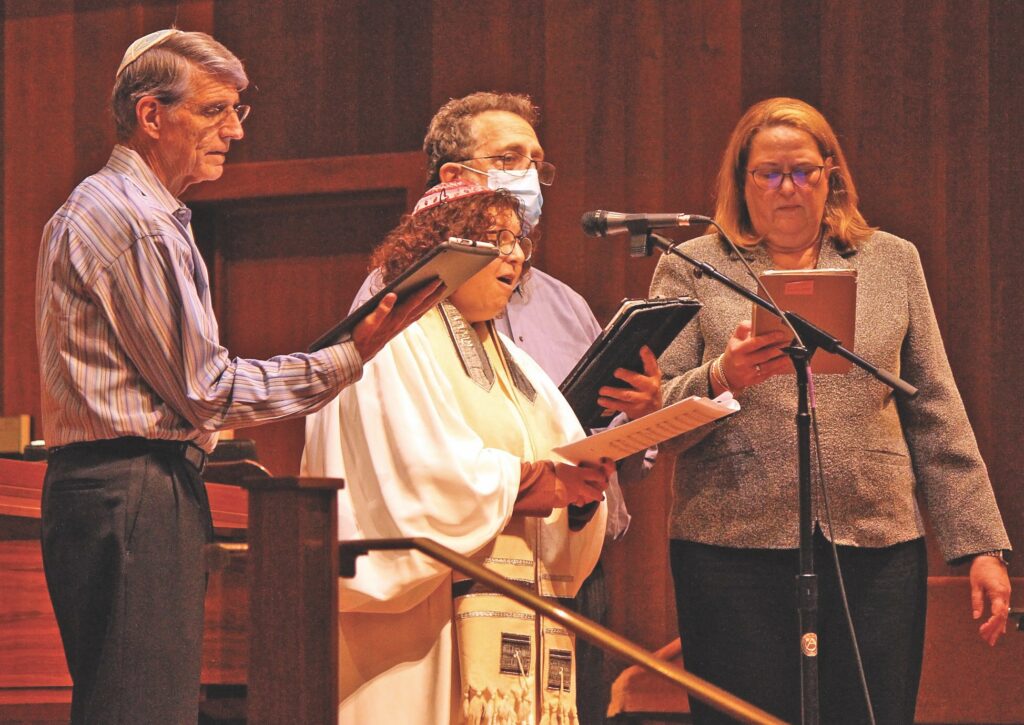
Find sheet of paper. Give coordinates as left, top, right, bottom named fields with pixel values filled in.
left=553, top=393, right=740, bottom=464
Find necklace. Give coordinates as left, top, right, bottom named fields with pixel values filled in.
left=764, top=233, right=823, bottom=269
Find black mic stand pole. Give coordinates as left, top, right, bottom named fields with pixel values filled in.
left=635, top=229, right=917, bottom=725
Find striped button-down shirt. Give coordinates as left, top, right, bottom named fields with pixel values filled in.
left=36, top=145, right=362, bottom=453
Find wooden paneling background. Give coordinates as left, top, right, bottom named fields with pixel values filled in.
left=3, top=0, right=1022, bottom=671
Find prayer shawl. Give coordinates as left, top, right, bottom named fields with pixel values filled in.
left=303, top=304, right=606, bottom=724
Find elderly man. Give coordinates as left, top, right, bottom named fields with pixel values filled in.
left=35, top=29, right=438, bottom=724
left=338, top=91, right=660, bottom=724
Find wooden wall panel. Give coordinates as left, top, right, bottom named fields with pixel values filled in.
left=742, top=0, right=821, bottom=107
left=430, top=0, right=546, bottom=110
left=1, top=0, right=213, bottom=437
left=539, top=0, right=749, bottom=656
left=3, top=0, right=1023, bottom=698
left=190, top=188, right=409, bottom=477
left=987, top=0, right=1024, bottom=585
left=3, top=5, right=77, bottom=437
left=213, top=0, right=433, bottom=163
left=821, top=3, right=996, bottom=575
left=0, top=2, right=5, bottom=413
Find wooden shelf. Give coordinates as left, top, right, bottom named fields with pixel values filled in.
left=184, top=151, right=425, bottom=210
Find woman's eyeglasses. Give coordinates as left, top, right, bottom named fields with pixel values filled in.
left=747, top=164, right=826, bottom=191
left=485, top=229, right=533, bottom=261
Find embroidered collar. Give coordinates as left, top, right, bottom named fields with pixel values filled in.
left=438, top=301, right=537, bottom=402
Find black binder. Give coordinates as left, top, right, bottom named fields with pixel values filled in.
left=559, top=297, right=702, bottom=430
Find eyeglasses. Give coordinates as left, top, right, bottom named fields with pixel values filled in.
left=747, top=164, right=826, bottom=191
left=485, top=228, right=533, bottom=261
left=183, top=101, right=252, bottom=126
left=458, top=151, right=556, bottom=186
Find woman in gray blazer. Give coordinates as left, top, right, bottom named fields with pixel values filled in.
left=650, top=97, right=1011, bottom=725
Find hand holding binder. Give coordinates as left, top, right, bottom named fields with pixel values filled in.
left=559, top=297, right=702, bottom=430
left=309, top=238, right=499, bottom=352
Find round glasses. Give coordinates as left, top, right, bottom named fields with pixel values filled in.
left=458, top=151, right=556, bottom=186
left=747, top=164, right=826, bottom=191
left=485, top=228, right=533, bottom=262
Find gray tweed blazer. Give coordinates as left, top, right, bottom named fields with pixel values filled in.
left=650, top=231, right=1010, bottom=562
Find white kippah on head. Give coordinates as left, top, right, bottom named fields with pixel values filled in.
left=115, top=28, right=180, bottom=79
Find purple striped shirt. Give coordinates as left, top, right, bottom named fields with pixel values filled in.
left=36, top=145, right=362, bottom=453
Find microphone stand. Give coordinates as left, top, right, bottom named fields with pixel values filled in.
left=635, top=228, right=918, bottom=725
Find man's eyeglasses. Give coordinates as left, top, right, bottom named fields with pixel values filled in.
left=185, top=102, right=252, bottom=126
left=485, top=228, right=533, bottom=262
left=747, top=164, right=826, bottom=191
left=459, top=151, right=556, bottom=186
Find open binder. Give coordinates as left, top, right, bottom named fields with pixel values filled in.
left=559, top=297, right=702, bottom=430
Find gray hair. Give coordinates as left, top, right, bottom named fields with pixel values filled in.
left=111, top=31, right=248, bottom=141
left=423, top=91, right=539, bottom=188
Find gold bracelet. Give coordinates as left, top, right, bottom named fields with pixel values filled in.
left=712, top=354, right=733, bottom=391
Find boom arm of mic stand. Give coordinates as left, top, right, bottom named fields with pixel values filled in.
left=646, top=232, right=918, bottom=399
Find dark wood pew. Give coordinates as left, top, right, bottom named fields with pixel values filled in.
left=0, top=457, right=251, bottom=723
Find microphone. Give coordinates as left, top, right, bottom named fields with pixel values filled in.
left=580, top=210, right=713, bottom=238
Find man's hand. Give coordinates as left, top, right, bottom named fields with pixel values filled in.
left=351, top=280, right=446, bottom=362
left=970, top=553, right=1012, bottom=646
left=597, top=345, right=663, bottom=420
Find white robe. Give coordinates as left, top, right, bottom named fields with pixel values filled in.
left=303, top=307, right=606, bottom=724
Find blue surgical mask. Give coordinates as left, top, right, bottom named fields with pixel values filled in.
left=485, top=168, right=544, bottom=231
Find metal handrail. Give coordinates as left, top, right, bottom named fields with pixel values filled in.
left=340, top=537, right=787, bottom=725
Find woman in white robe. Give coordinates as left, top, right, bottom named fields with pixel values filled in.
left=303, top=181, right=610, bottom=725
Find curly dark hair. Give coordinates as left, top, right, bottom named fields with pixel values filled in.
left=371, top=188, right=528, bottom=285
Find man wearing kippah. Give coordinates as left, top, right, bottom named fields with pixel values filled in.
left=35, top=29, right=440, bottom=724
left=336, top=91, right=664, bottom=724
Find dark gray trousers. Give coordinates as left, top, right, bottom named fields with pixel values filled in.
left=567, top=558, right=609, bottom=725
left=41, top=440, right=211, bottom=725
left=671, top=532, right=928, bottom=725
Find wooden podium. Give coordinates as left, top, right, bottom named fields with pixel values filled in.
left=241, top=475, right=342, bottom=725
left=0, top=457, right=344, bottom=725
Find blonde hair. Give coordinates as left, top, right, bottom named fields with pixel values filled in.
left=713, top=97, right=875, bottom=250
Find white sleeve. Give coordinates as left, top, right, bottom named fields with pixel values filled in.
left=315, top=323, right=523, bottom=613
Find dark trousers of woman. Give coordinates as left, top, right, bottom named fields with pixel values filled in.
left=671, top=532, right=927, bottom=725
left=567, top=558, right=609, bottom=725
left=40, top=440, right=212, bottom=725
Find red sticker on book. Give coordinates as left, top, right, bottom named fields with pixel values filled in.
left=783, top=280, right=815, bottom=296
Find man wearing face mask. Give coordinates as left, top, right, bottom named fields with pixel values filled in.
left=345, top=92, right=662, bottom=724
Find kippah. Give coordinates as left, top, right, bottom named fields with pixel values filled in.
left=413, top=180, right=490, bottom=215
left=115, top=28, right=180, bottom=79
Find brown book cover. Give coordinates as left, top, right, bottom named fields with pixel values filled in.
left=751, top=269, right=857, bottom=374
